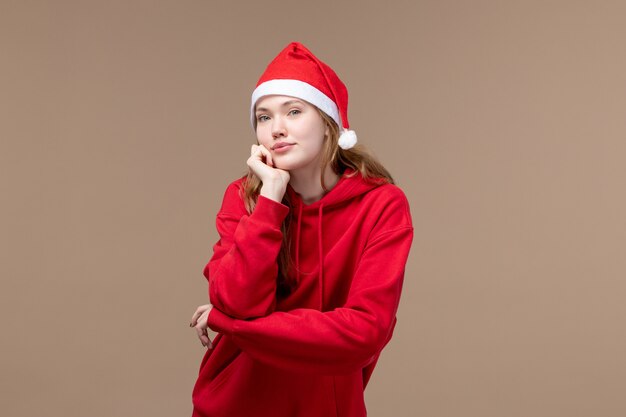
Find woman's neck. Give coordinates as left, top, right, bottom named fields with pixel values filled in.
left=289, top=165, right=340, bottom=205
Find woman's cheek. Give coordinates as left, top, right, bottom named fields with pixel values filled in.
left=255, top=132, right=270, bottom=148
left=260, top=128, right=275, bottom=143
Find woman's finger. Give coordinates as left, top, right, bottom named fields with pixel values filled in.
left=196, top=328, right=211, bottom=348
left=190, top=308, right=202, bottom=326
left=190, top=304, right=211, bottom=327
left=193, top=309, right=214, bottom=349
left=258, top=144, right=274, bottom=166
left=195, top=325, right=208, bottom=345
left=200, top=331, right=212, bottom=348
left=250, top=144, right=273, bottom=167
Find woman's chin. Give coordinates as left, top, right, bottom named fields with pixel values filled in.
left=273, top=161, right=297, bottom=171
left=274, top=159, right=318, bottom=173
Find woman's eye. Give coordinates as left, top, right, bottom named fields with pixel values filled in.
left=257, top=115, right=269, bottom=122
left=288, top=109, right=301, bottom=116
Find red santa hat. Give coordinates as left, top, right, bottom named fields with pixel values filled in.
left=250, top=42, right=357, bottom=150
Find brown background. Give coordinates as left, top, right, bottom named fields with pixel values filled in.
left=2, top=1, right=625, bottom=416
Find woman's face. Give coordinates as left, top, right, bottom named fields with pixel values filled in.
left=254, top=95, right=329, bottom=172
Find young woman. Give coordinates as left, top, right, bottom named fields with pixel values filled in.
left=190, top=42, right=414, bottom=417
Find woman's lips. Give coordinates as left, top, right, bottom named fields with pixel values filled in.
left=273, top=143, right=294, bottom=153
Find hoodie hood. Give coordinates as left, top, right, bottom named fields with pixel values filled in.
left=284, top=168, right=384, bottom=210
left=283, top=168, right=386, bottom=310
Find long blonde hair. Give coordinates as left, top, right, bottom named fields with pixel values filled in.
left=240, top=107, right=395, bottom=297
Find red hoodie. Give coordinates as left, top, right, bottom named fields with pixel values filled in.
left=192, top=168, right=414, bottom=417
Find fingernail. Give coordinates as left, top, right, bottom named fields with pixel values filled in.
left=208, top=343, right=213, bottom=349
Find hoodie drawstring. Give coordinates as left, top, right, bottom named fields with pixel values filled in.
left=318, top=203, right=324, bottom=311
left=292, top=200, right=325, bottom=311
left=295, top=202, right=303, bottom=287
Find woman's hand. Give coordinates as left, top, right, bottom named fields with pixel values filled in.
left=247, top=144, right=290, bottom=201
left=190, top=304, right=214, bottom=349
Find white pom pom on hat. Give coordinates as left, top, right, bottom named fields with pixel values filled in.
left=338, top=129, right=357, bottom=150
left=250, top=42, right=357, bottom=150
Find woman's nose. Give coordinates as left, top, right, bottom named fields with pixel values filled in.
left=271, top=117, right=286, bottom=138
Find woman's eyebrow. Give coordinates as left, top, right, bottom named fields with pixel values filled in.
left=256, top=100, right=304, bottom=113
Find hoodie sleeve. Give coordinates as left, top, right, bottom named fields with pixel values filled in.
left=206, top=192, right=414, bottom=375
left=204, top=181, right=289, bottom=319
